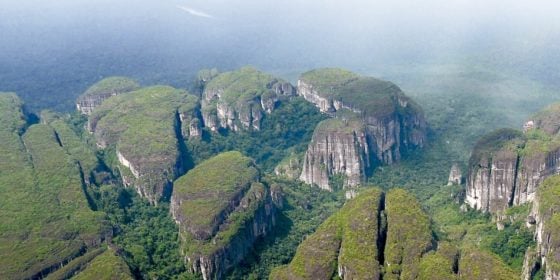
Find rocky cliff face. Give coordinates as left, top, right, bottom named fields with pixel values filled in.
left=523, top=175, right=560, bottom=280
left=448, top=163, right=462, bottom=185
left=299, top=118, right=369, bottom=190
left=466, top=121, right=560, bottom=214
left=171, top=152, right=277, bottom=280
left=297, top=68, right=427, bottom=190
left=200, top=67, right=296, bottom=132
left=76, top=77, right=139, bottom=115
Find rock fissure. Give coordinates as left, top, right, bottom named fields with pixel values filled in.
left=377, top=192, right=387, bottom=280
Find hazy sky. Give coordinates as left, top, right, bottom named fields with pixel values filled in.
left=1, top=0, right=560, bottom=110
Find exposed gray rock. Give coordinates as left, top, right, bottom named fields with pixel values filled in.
left=297, top=69, right=427, bottom=190
left=200, top=67, right=295, bottom=132
left=300, top=118, right=368, bottom=190
left=447, top=163, right=462, bottom=185
left=76, top=77, right=139, bottom=115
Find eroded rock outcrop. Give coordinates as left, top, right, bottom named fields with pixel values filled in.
left=88, top=86, right=199, bottom=204
left=466, top=103, right=560, bottom=214
left=201, top=67, right=296, bottom=132
left=299, top=118, right=369, bottom=190
left=448, top=163, right=462, bottom=185
left=298, top=68, right=427, bottom=190
left=523, top=175, right=560, bottom=280
left=274, top=153, right=303, bottom=180
left=76, top=77, right=140, bottom=115
left=171, top=152, right=277, bottom=280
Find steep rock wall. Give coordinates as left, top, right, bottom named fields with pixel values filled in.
left=297, top=69, right=426, bottom=190
left=299, top=118, right=368, bottom=190
left=465, top=128, right=560, bottom=214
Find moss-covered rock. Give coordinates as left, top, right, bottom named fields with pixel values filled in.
left=270, top=188, right=387, bottom=280
left=76, top=77, right=140, bottom=115
left=458, top=247, right=517, bottom=279
left=171, top=151, right=277, bottom=280
left=417, top=252, right=457, bottom=280
left=201, top=67, right=296, bottom=132
left=88, top=85, right=199, bottom=204
left=384, top=188, right=432, bottom=280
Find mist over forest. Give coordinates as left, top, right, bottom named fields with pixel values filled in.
left=2, top=0, right=560, bottom=113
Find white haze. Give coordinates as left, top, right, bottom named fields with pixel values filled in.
left=1, top=0, right=560, bottom=111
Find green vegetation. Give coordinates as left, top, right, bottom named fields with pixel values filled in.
left=314, top=117, right=364, bottom=134
left=536, top=175, right=560, bottom=274
left=78, top=77, right=140, bottom=100
left=228, top=177, right=344, bottom=279
left=417, top=252, right=456, bottom=280
left=468, top=128, right=526, bottom=168
left=205, top=66, right=290, bottom=106
left=172, top=151, right=259, bottom=240
left=384, top=189, right=432, bottom=280
left=270, top=188, right=384, bottom=279
left=90, top=85, right=199, bottom=202
left=300, top=68, right=421, bottom=117
left=72, top=249, right=134, bottom=280
left=0, top=94, right=109, bottom=279
left=188, top=97, right=326, bottom=171
left=531, top=102, right=560, bottom=135
left=458, top=247, right=518, bottom=279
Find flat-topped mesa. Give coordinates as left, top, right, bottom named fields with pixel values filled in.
left=76, top=77, right=140, bottom=115
left=88, top=86, right=199, bottom=204
left=466, top=103, right=560, bottom=214
left=170, top=152, right=277, bottom=280
left=298, top=68, right=427, bottom=190
left=201, top=67, right=296, bottom=132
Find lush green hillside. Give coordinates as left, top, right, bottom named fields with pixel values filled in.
left=72, top=249, right=134, bottom=280
left=384, top=189, right=432, bottom=280
left=90, top=85, right=199, bottom=203
left=0, top=93, right=110, bottom=279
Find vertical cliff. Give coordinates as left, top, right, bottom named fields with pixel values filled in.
left=299, top=118, right=368, bottom=190
left=524, top=175, right=560, bottom=280
left=465, top=128, right=525, bottom=213
left=201, top=67, right=296, bottom=132
left=76, top=77, right=140, bottom=115
left=466, top=103, right=560, bottom=214
left=298, top=68, right=427, bottom=189
left=170, top=152, right=277, bottom=280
